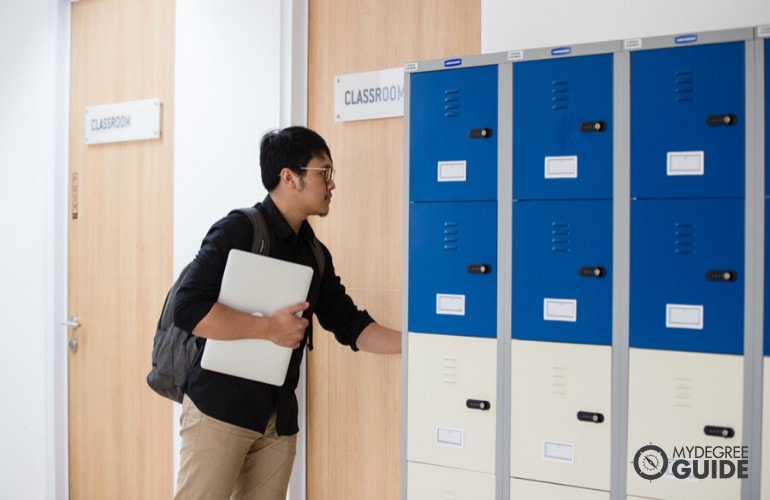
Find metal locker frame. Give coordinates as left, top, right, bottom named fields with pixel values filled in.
left=403, top=51, right=511, bottom=500
left=508, top=39, right=621, bottom=497
left=623, top=27, right=763, bottom=500
left=402, top=25, right=767, bottom=500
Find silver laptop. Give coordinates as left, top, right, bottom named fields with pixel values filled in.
left=200, top=249, right=314, bottom=386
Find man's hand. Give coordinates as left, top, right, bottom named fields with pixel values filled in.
left=267, top=302, right=310, bottom=348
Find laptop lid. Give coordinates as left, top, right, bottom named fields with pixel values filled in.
left=200, top=249, right=314, bottom=386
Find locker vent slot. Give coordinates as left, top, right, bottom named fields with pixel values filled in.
left=444, top=88, right=460, bottom=117
left=674, top=222, right=696, bottom=255
left=673, top=376, right=694, bottom=408
left=442, top=356, right=458, bottom=384
left=443, top=221, right=459, bottom=250
left=551, top=80, right=569, bottom=110
left=674, top=69, right=696, bottom=102
left=550, top=365, right=567, bottom=395
left=551, top=222, right=571, bottom=253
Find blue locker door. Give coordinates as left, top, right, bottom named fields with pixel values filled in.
left=512, top=54, right=613, bottom=201
left=408, top=201, right=497, bottom=337
left=512, top=200, right=612, bottom=345
left=631, top=42, right=745, bottom=199
left=630, top=198, right=744, bottom=354
left=409, top=65, right=498, bottom=203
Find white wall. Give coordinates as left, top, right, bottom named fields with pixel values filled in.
left=482, top=0, right=770, bottom=52
left=0, top=1, right=69, bottom=499
left=174, top=0, right=307, bottom=497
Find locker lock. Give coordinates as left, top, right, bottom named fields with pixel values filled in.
left=466, top=399, right=491, bottom=411
left=704, top=425, right=735, bottom=438
left=705, top=270, right=737, bottom=282
left=579, top=266, right=606, bottom=278
left=467, top=264, right=492, bottom=274
left=468, top=128, right=493, bottom=139
left=580, top=121, right=607, bottom=132
left=577, top=411, right=605, bottom=423
left=706, top=114, right=737, bottom=127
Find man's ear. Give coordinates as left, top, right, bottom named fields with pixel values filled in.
left=279, top=167, right=297, bottom=189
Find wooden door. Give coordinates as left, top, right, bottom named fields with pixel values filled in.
left=67, top=1, right=174, bottom=498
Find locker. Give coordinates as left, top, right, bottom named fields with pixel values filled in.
left=760, top=360, right=770, bottom=500
left=512, top=200, right=612, bottom=345
left=408, top=462, right=495, bottom=499
left=409, top=64, right=498, bottom=203
left=408, top=201, right=497, bottom=338
left=510, top=478, right=610, bottom=500
left=631, top=42, right=745, bottom=200
left=627, top=348, right=743, bottom=500
left=510, top=340, right=611, bottom=491
left=407, top=333, right=497, bottom=473
left=513, top=54, right=613, bottom=201
left=630, top=198, right=744, bottom=354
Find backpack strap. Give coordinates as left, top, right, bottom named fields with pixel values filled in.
left=232, top=206, right=270, bottom=256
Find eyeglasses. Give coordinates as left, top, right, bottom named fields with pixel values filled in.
left=301, top=167, right=335, bottom=184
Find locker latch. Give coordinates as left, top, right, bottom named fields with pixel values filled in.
left=467, top=264, right=492, bottom=274
left=579, top=266, right=606, bottom=278
left=705, top=270, right=737, bottom=282
left=466, top=399, right=491, bottom=411
left=576, top=411, right=604, bottom=423
left=706, top=114, right=737, bottom=127
left=704, top=425, right=735, bottom=438
left=579, top=121, right=607, bottom=132
left=468, top=128, right=493, bottom=139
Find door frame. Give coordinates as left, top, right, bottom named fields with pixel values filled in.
left=53, top=1, right=72, bottom=499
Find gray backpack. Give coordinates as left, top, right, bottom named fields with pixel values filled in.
left=146, top=206, right=324, bottom=403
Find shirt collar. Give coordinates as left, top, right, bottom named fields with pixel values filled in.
left=262, top=194, right=314, bottom=243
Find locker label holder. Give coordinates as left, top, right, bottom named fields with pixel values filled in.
left=544, top=155, right=578, bottom=179
left=436, top=294, right=466, bottom=316
left=437, top=160, right=467, bottom=182
left=543, top=298, right=577, bottom=322
left=666, top=303, right=704, bottom=330
left=436, top=427, right=464, bottom=448
left=667, top=151, right=704, bottom=176
left=543, top=440, right=575, bottom=464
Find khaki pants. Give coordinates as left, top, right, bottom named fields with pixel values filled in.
left=175, top=396, right=297, bottom=500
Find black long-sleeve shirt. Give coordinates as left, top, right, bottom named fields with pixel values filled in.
left=173, top=195, right=374, bottom=435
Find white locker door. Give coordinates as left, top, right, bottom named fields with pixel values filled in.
left=510, top=340, right=611, bottom=491
left=510, top=477, right=610, bottom=500
left=407, top=333, right=497, bottom=473
left=408, top=462, right=495, bottom=499
left=627, top=348, right=744, bottom=500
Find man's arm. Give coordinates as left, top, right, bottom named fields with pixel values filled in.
left=193, top=301, right=310, bottom=349
left=355, top=323, right=402, bottom=354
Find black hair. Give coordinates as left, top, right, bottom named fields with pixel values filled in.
left=259, top=126, right=333, bottom=191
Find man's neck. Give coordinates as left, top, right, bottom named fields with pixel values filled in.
left=268, top=192, right=304, bottom=234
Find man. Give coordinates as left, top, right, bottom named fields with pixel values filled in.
left=172, top=126, right=401, bottom=499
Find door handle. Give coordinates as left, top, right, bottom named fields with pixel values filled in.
left=62, top=316, right=81, bottom=329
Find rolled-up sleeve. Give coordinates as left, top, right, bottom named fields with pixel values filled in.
left=314, top=244, right=375, bottom=351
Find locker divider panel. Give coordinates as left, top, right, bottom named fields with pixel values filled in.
left=630, top=42, right=746, bottom=200
left=513, top=53, right=614, bottom=201
left=512, top=200, right=612, bottom=345
left=511, top=477, right=611, bottom=500
left=408, top=201, right=497, bottom=338
left=409, top=65, right=499, bottom=203
left=406, top=333, right=497, bottom=473
left=629, top=198, right=744, bottom=355
left=510, top=340, right=612, bottom=491
left=626, top=348, right=744, bottom=500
